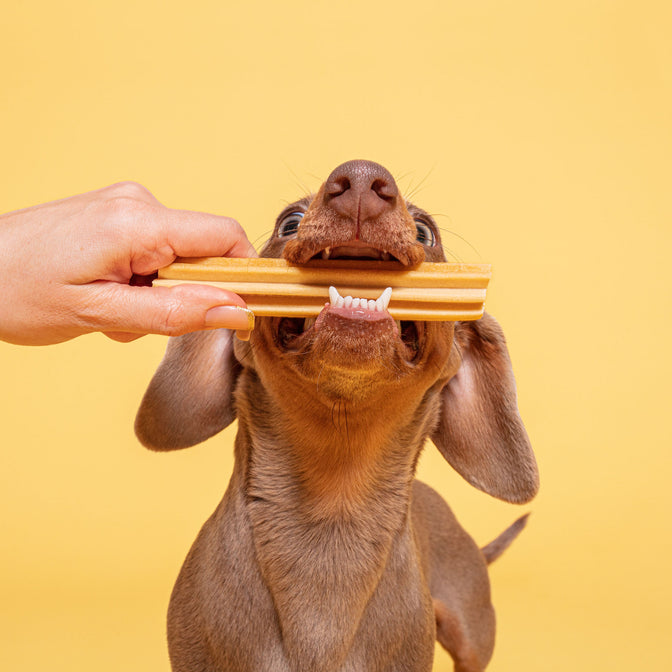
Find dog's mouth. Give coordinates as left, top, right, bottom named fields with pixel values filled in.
left=275, top=244, right=424, bottom=362
left=276, top=311, right=423, bottom=360
left=309, top=243, right=402, bottom=263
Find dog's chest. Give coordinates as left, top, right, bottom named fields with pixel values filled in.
left=242, top=479, right=433, bottom=668
left=245, top=503, right=433, bottom=671
left=230, top=381, right=437, bottom=669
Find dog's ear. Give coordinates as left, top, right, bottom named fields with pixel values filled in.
left=431, top=314, right=539, bottom=503
left=135, top=330, right=241, bottom=450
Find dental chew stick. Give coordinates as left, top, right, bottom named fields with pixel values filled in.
left=154, top=257, right=491, bottom=322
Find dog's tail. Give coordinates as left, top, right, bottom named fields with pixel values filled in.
left=481, top=513, right=531, bottom=565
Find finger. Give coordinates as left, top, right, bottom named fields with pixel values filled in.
left=156, top=208, right=258, bottom=260
left=124, top=208, right=258, bottom=278
left=79, top=282, right=255, bottom=337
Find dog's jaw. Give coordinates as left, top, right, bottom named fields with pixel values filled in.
left=239, top=163, right=452, bottom=406
left=239, top=304, right=454, bottom=418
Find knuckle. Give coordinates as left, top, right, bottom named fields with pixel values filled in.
left=157, top=297, right=190, bottom=336
left=103, top=194, right=151, bottom=219
left=98, top=183, right=158, bottom=227
left=105, top=181, right=155, bottom=202
left=101, top=194, right=157, bottom=236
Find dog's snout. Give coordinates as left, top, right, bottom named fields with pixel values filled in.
left=323, top=160, right=399, bottom=224
left=281, top=159, right=425, bottom=266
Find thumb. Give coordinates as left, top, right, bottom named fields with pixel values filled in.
left=82, top=282, right=255, bottom=338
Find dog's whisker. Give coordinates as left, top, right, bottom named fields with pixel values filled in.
left=400, top=165, right=436, bottom=203
left=331, top=400, right=340, bottom=431
left=430, top=215, right=482, bottom=260
left=343, top=400, right=351, bottom=452
left=282, top=161, right=318, bottom=199
left=250, top=229, right=274, bottom=251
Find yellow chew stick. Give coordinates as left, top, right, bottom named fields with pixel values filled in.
left=155, top=257, right=491, bottom=321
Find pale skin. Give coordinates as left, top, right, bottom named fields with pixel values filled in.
left=0, top=182, right=257, bottom=345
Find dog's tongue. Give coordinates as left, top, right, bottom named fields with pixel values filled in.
left=312, top=286, right=394, bottom=329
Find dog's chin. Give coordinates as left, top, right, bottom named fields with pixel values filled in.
left=278, top=306, right=423, bottom=360
left=266, top=304, right=425, bottom=398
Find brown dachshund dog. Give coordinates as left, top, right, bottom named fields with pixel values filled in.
left=135, top=160, right=539, bottom=672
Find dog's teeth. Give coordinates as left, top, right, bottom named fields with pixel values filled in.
left=329, top=286, right=346, bottom=308
left=381, top=251, right=390, bottom=261
left=379, top=287, right=392, bottom=311
left=328, top=286, right=341, bottom=306
left=322, top=247, right=331, bottom=260
left=329, top=287, right=392, bottom=313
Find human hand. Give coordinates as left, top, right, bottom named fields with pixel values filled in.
left=0, top=182, right=257, bottom=345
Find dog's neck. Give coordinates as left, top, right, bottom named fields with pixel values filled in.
left=237, top=366, right=438, bottom=516
left=232, top=368, right=439, bottom=669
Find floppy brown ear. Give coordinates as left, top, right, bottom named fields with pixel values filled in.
left=431, top=314, right=539, bottom=503
left=135, top=329, right=241, bottom=450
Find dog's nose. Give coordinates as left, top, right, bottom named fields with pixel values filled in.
left=323, top=160, right=399, bottom=224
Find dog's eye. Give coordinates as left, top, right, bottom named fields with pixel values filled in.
left=277, top=212, right=304, bottom=238
left=414, top=219, right=436, bottom=247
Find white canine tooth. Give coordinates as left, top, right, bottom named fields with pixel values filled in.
left=379, top=287, right=392, bottom=311
left=375, top=297, right=383, bottom=311
left=322, top=247, right=331, bottom=260
left=337, top=296, right=345, bottom=308
left=328, top=286, right=341, bottom=306
left=344, top=295, right=353, bottom=308
left=368, top=299, right=376, bottom=311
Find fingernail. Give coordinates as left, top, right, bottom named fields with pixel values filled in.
left=205, top=305, right=255, bottom=331
left=235, top=330, right=251, bottom=341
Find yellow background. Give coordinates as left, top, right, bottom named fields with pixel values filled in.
left=1, top=1, right=670, bottom=670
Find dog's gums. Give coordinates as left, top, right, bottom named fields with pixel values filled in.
left=314, top=244, right=399, bottom=262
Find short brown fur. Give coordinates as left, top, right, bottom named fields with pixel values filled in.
left=135, top=160, right=538, bottom=671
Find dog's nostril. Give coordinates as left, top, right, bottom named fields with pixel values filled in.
left=325, top=175, right=394, bottom=201
left=371, top=178, right=396, bottom=202
left=321, top=160, right=400, bottom=222
left=325, top=176, right=351, bottom=198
